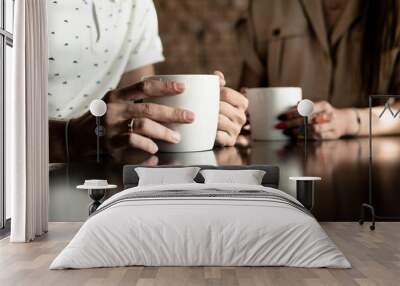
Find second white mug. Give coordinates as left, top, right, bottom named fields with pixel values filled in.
left=247, top=87, right=302, bottom=141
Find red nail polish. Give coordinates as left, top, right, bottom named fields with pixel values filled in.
left=275, top=122, right=287, bottom=129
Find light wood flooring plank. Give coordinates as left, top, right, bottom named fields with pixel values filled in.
left=0, top=222, right=399, bottom=286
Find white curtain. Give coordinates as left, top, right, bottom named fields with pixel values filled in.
left=7, top=0, right=49, bottom=242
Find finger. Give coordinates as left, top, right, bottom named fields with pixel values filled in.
left=141, top=79, right=185, bottom=96
left=129, top=132, right=159, bottom=154
left=312, top=122, right=334, bottom=134
left=107, top=132, right=158, bottom=154
left=132, top=118, right=181, bottom=144
left=214, top=71, right=226, bottom=87
left=106, top=102, right=195, bottom=125
left=127, top=102, right=195, bottom=124
left=220, top=87, right=248, bottom=111
left=218, top=114, right=241, bottom=137
left=220, top=101, right=247, bottom=125
left=116, top=79, right=186, bottom=101
left=216, top=130, right=236, bottom=147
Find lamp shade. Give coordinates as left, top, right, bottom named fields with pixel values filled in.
left=89, top=99, right=107, bottom=117
left=297, top=99, right=314, bottom=117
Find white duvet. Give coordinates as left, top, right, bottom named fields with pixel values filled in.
left=50, top=183, right=351, bottom=269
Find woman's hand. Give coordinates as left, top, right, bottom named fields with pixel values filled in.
left=277, top=101, right=358, bottom=140
left=214, top=71, right=248, bottom=146
left=69, top=79, right=195, bottom=158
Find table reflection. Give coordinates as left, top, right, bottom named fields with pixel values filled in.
left=50, top=136, right=400, bottom=222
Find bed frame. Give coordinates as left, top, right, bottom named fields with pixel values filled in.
left=123, top=165, right=280, bottom=189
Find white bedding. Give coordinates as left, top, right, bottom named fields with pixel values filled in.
left=50, top=183, right=351, bottom=269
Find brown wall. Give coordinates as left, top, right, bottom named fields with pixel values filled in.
left=154, top=0, right=249, bottom=89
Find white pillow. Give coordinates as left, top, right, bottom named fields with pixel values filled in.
left=135, top=167, right=201, bottom=186
left=200, top=169, right=266, bottom=185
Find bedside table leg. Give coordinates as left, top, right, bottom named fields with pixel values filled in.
left=296, top=181, right=315, bottom=210
left=89, top=201, right=101, bottom=215
left=359, top=203, right=376, bottom=231
left=87, top=189, right=106, bottom=215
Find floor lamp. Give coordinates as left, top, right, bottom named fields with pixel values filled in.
left=289, top=99, right=321, bottom=211
left=89, top=99, right=107, bottom=163
left=359, top=95, right=400, bottom=230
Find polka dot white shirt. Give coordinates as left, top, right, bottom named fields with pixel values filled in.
left=48, top=0, right=165, bottom=119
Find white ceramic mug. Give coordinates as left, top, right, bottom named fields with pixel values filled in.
left=143, top=75, right=220, bottom=152
left=247, top=87, right=302, bottom=141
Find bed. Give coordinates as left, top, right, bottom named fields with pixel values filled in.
left=50, top=165, right=350, bottom=269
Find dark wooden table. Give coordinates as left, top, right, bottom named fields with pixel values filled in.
left=49, top=136, right=400, bottom=222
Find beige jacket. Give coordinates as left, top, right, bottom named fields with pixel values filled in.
left=238, top=0, right=400, bottom=108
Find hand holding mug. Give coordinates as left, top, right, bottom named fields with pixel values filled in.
left=214, top=71, right=248, bottom=146
left=247, top=87, right=302, bottom=141
left=145, top=72, right=248, bottom=152
left=69, top=79, right=195, bottom=157
left=105, top=80, right=199, bottom=153
left=277, top=101, right=358, bottom=140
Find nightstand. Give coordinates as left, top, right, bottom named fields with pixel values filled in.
left=77, top=180, right=117, bottom=215
left=289, top=177, right=321, bottom=210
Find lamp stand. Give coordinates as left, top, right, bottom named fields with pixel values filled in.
left=94, top=116, right=105, bottom=163
left=359, top=95, right=400, bottom=231
left=304, top=116, right=308, bottom=162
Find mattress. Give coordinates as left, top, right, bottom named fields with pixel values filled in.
left=50, top=183, right=351, bottom=269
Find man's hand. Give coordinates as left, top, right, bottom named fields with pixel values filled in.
left=104, top=79, right=196, bottom=154
left=214, top=71, right=248, bottom=146
left=69, top=79, right=195, bottom=158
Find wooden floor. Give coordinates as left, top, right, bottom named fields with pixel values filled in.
left=0, top=222, right=399, bottom=286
